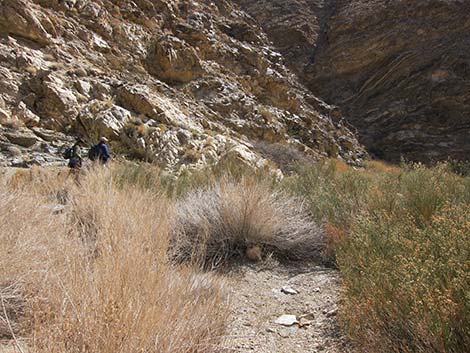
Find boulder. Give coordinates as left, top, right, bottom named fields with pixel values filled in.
left=0, top=0, right=52, bottom=45
left=146, top=35, right=204, bottom=83
left=32, top=127, right=65, bottom=142
left=14, top=102, right=41, bottom=127
left=78, top=101, right=132, bottom=139
left=116, top=85, right=200, bottom=131
left=27, top=71, right=79, bottom=128
left=5, top=129, right=42, bottom=148
left=274, top=315, right=298, bottom=326
left=117, top=85, right=166, bottom=121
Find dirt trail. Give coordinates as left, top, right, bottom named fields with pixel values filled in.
left=226, top=262, right=352, bottom=352
left=0, top=262, right=350, bottom=353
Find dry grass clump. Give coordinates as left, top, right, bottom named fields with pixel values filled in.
left=0, top=188, right=68, bottom=342
left=172, top=177, right=324, bottom=268
left=0, top=167, right=228, bottom=352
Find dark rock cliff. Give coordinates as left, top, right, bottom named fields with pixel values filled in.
left=237, top=0, right=470, bottom=162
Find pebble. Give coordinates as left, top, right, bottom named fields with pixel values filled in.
left=275, top=314, right=298, bottom=326
left=325, top=308, right=338, bottom=317
left=281, top=286, right=299, bottom=295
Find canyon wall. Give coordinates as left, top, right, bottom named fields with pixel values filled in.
left=0, top=0, right=365, bottom=170
left=238, top=0, right=470, bottom=162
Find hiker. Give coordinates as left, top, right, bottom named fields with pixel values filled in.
left=89, top=137, right=111, bottom=164
left=64, top=138, right=83, bottom=171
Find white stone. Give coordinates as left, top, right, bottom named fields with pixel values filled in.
left=274, top=315, right=298, bottom=326
left=281, top=286, right=298, bottom=295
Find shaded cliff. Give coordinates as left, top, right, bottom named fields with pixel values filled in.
left=237, top=0, right=470, bottom=162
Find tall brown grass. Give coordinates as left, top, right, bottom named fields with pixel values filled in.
left=0, top=167, right=228, bottom=352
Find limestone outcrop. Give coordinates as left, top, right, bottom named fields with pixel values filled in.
left=0, top=0, right=365, bottom=171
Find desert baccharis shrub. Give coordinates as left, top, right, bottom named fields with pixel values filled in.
left=290, top=161, right=470, bottom=351
left=338, top=205, right=470, bottom=353
left=394, top=163, right=470, bottom=226
left=284, top=160, right=470, bottom=352
left=0, top=167, right=228, bottom=352
left=285, top=161, right=470, bottom=249
left=109, top=160, right=164, bottom=192
left=283, top=160, right=377, bottom=262
left=284, top=160, right=375, bottom=230
left=172, top=177, right=325, bottom=268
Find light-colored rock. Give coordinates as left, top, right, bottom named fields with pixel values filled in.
left=14, top=102, right=41, bottom=127
left=0, top=0, right=52, bottom=45
left=5, top=130, right=42, bottom=148
left=275, top=315, right=298, bottom=327
left=32, top=127, right=67, bottom=142
left=0, top=0, right=367, bottom=169
left=79, top=102, right=132, bottom=139
left=281, top=286, right=298, bottom=295
left=298, top=317, right=313, bottom=328
left=27, top=71, right=78, bottom=127
left=324, top=308, right=338, bottom=318
left=75, top=80, right=92, bottom=96
left=146, top=35, right=204, bottom=83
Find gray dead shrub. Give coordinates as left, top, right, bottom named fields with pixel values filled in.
left=172, top=178, right=325, bottom=267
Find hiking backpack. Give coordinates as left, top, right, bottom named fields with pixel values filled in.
left=88, top=144, right=100, bottom=161
left=63, top=147, right=73, bottom=159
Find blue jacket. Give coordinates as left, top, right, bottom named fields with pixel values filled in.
left=98, top=142, right=111, bottom=163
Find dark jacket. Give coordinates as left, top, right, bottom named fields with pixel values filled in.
left=97, top=142, right=111, bottom=163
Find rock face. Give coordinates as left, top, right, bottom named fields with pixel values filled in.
left=237, top=0, right=470, bottom=162
left=0, top=0, right=365, bottom=171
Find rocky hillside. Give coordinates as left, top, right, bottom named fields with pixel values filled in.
left=237, top=0, right=470, bottom=162
left=0, top=0, right=365, bottom=170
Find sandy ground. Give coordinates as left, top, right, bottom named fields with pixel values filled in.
left=225, top=262, right=352, bottom=353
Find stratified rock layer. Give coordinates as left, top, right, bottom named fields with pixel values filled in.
left=238, top=0, right=470, bottom=162
left=0, top=0, right=365, bottom=170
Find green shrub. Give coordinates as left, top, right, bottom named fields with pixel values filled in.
left=338, top=205, right=470, bottom=353
left=283, top=160, right=470, bottom=352
left=109, top=161, right=164, bottom=192
left=284, top=161, right=373, bottom=230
